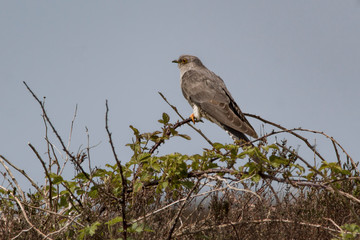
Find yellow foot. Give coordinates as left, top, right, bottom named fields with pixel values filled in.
left=190, top=113, right=196, bottom=124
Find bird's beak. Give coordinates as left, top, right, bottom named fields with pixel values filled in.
left=172, top=60, right=179, bottom=63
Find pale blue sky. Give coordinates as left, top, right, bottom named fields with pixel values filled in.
left=1, top=1, right=359, bottom=187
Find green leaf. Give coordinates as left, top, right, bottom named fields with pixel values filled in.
left=178, top=134, right=191, bottom=140
left=59, top=195, right=68, bottom=208
left=138, top=153, right=151, bottom=162
left=133, top=180, right=143, bottom=193
left=341, top=169, right=351, bottom=176
left=76, top=189, right=85, bottom=195
left=319, top=161, right=329, bottom=171
left=237, top=152, right=247, bottom=159
left=162, top=112, right=170, bottom=124
left=269, top=155, right=289, bottom=167
left=129, top=125, right=140, bottom=135
left=182, top=180, right=195, bottom=189
left=252, top=174, right=261, bottom=183
left=74, top=172, right=89, bottom=181
left=151, top=162, right=161, bottom=172
left=88, top=186, right=99, bottom=198
left=306, top=172, right=315, bottom=180
left=134, top=223, right=145, bottom=233
left=212, top=142, right=224, bottom=150
left=161, top=181, right=169, bottom=189
left=92, top=168, right=108, bottom=178
left=169, top=128, right=178, bottom=136
left=88, top=221, right=101, bottom=236
left=106, top=216, right=123, bottom=226
left=49, top=173, right=64, bottom=185
left=262, top=144, right=279, bottom=152
left=79, top=221, right=101, bottom=239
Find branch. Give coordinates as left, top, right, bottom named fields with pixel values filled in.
left=23, top=81, right=91, bottom=181
left=105, top=100, right=128, bottom=239
left=28, top=143, right=51, bottom=204
left=0, top=186, right=53, bottom=240
left=0, top=155, right=39, bottom=198
left=166, top=180, right=200, bottom=240
left=149, top=117, right=192, bottom=154
left=158, top=92, right=213, bottom=146
left=245, top=113, right=327, bottom=162
left=130, top=174, right=257, bottom=225
left=175, top=218, right=341, bottom=237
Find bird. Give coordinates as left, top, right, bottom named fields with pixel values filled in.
left=172, top=55, right=258, bottom=142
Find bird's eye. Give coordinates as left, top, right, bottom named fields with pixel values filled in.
left=181, top=58, right=188, bottom=64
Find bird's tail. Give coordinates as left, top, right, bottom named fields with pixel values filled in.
left=223, top=125, right=250, bottom=143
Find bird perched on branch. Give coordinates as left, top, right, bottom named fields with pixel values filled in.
left=172, top=55, right=258, bottom=142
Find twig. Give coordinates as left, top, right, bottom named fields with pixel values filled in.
left=149, top=118, right=192, bottom=154
left=175, top=218, right=340, bottom=237
left=130, top=175, right=254, bottom=225
left=166, top=180, right=200, bottom=240
left=125, top=166, right=334, bottom=195
left=245, top=113, right=326, bottom=161
left=67, top=105, right=78, bottom=153
left=10, top=227, right=33, bottom=240
left=20, top=201, right=82, bottom=223
left=324, top=218, right=343, bottom=232
left=246, top=114, right=359, bottom=175
left=332, top=140, right=341, bottom=166
left=158, top=92, right=213, bottom=146
left=23, top=81, right=90, bottom=181
left=276, top=143, right=323, bottom=179
left=28, top=143, right=51, bottom=203
left=276, top=143, right=360, bottom=205
left=85, top=127, right=92, bottom=172
left=0, top=186, right=53, bottom=240
left=296, top=128, right=358, bottom=174
left=47, top=138, right=61, bottom=212
left=44, top=214, right=82, bottom=239
left=206, top=174, right=261, bottom=201
left=0, top=155, right=38, bottom=198
left=41, top=102, right=54, bottom=210
left=0, top=156, right=25, bottom=200
left=105, top=100, right=128, bottom=239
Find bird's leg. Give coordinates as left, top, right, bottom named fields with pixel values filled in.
left=190, top=113, right=196, bottom=124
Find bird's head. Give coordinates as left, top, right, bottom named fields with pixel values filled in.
left=172, top=55, right=204, bottom=69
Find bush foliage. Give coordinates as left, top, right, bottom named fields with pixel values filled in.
left=0, top=84, right=359, bottom=240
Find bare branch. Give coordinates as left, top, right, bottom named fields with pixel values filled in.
left=0, top=185, right=53, bottom=240
left=0, top=155, right=40, bottom=197
left=167, top=180, right=200, bottom=240
left=23, top=81, right=91, bottom=181
left=105, top=100, right=128, bottom=239
left=175, top=218, right=341, bottom=237
left=28, top=143, right=51, bottom=202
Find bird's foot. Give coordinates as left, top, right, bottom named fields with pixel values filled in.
left=190, top=113, right=196, bottom=124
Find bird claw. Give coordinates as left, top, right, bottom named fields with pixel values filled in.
left=190, top=113, right=196, bottom=124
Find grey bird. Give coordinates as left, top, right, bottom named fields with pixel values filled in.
left=172, top=55, right=258, bottom=142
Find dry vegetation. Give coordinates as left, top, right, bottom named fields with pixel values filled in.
left=0, top=83, right=359, bottom=240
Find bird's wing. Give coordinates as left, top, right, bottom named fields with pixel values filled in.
left=181, top=70, right=258, bottom=139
